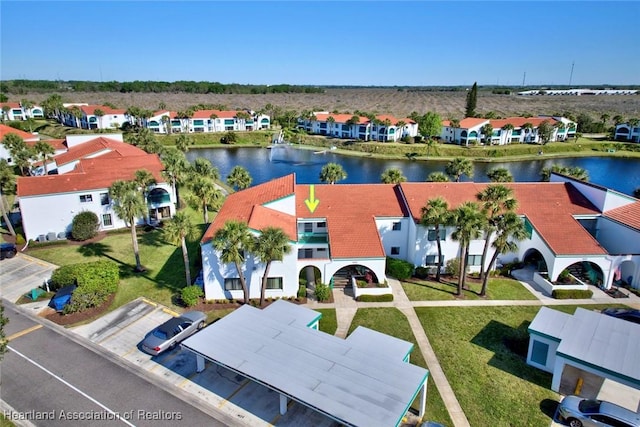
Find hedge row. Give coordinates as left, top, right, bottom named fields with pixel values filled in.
left=552, top=289, right=594, bottom=299
left=385, top=257, right=414, bottom=280
left=356, top=294, right=394, bottom=302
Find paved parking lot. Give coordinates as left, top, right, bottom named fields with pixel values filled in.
left=72, top=298, right=339, bottom=427
left=0, top=253, right=57, bottom=304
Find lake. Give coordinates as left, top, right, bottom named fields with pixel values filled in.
left=187, top=146, right=640, bottom=196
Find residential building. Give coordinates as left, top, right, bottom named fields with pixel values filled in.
left=0, top=102, right=26, bottom=121
left=518, top=88, right=638, bottom=96
left=145, top=110, right=270, bottom=134
left=199, top=172, right=640, bottom=302
left=0, top=124, right=40, bottom=165
left=17, top=134, right=175, bottom=241
left=441, top=116, right=576, bottom=145
left=614, top=123, right=640, bottom=142
left=299, top=112, right=418, bottom=142
left=57, top=104, right=130, bottom=130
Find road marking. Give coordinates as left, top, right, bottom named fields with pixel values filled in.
left=161, top=308, right=179, bottom=317
left=7, top=324, right=42, bottom=341
left=218, top=380, right=249, bottom=408
left=140, top=298, right=157, bottom=307
left=7, top=345, right=136, bottom=427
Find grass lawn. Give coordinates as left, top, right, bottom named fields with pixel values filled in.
left=315, top=308, right=337, bottom=335
left=348, top=308, right=453, bottom=427
left=413, top=304, right=622, bottom=427
left=0, top=414, right=15, bottom=427
left=402, top=277, right=537, bottom=301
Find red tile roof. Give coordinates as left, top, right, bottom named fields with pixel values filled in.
left=0, top=102, right=21, bottom=109
left=80, top=105, right=126, bottom=115
left=314, top=113, right=415, bottom=126
left=0, top=124, right=39, bottom=142
left=53, top=137, right=147, bottom=166
left=43, top=139, right=67, bottom=151
left=248, top=205, right=297, bottom=241
left=400, top=182, right=605, bottom=256
left=18, top=154, right=165, bottom=197
left=442, top=118, right=488, bottom=128
left=490, top=117, right=558, bottom=128
left=604, top=201, right=640, bottom=231
left=191, top=110, right=247, bottom=119
left=201, top=174, right=296, bottom=243
left=153, top=110, right=177, bottom=119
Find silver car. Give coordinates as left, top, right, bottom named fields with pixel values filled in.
left=141, top=311, right=207, bottom=356
left=558, top=395, right=640, bottom=427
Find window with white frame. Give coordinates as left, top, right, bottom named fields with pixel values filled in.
left=79, top=194, right=93, bottom=203
left=264, top=277, right=283, bottom=290
left=428, top=229, right=446, bottom=241
left=102, top=214, right=113, bottom=227
left=100, top=192, right=109, bottom=206
left=392, top=222, right=401, bottom=231
left=467, top=255, right=482, bottom=266
left=425, top=255, right=444, bottom=265
left=224, top=278, right=242, bottom=290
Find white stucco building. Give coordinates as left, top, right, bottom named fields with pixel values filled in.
left=145, top=109, right=270, bottom=134
left=17, top=134, right=175, bottom=242
left=200, top=173, right=640, bottom=302
left=299, top=112, right=418, bottom=142
left=57, top=104, right=130, bottom=130
left=0, top=102, right=44, bottom=121
left=614, top=122, right=640, bottom=142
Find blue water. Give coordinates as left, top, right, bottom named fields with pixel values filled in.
left=187, top=146, right=640, bottom=196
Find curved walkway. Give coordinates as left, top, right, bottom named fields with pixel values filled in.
left=303, top=269, right=640, bottom=427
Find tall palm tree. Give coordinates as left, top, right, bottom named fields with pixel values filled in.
left=450, top=201, right=485, bottom=295
left=319, top=162, right=347, bottom=184
left=175, top=134, right=194, bottom=153
left=450, top=118, right=460, bottom=144
left=445, top=157, right=473, bottom=182
left=380, top=168, right=406, bottom=184
left=109, top=180, right=148, bottom=272
left=522, top=122, right=534, bottom=143
left=426, top=172, right=450, bottom=182
left=476, top=185, right=517, bottom=283
left=395, top=120, right=406, bottom=141
left=227, top=165, right=252, bottom=191
left=481, top=123, right=494, bottom=145
left=541, top=164, right=589, bottom=182
left=191, top=157, right=220, bottom=180
left=501, top=123, right=514, bottom=144
left=131, top=128, right=162, bottom=154
left=163, top=211, right=197, bottom=287
left=212, top=220, right=254, bottom=304
left=0, top=159, right=16, bottom=237
left=161, top=148, right=190, bottom=208
left=161, top=115, right=171, bottom=134
left=254, top=227, right=292, bottom=306
left=93, top=108, right=105, bottom=130
left=420, top=197, right=450, bottom=282
left=553, top=121, right=565, bottom=141
left=326, top=116, right=335, bottom=136
left=188, top=175, right=222, bottom=223
left=33, top=141, right=55, bottom=175
left=3, top=134, right=33, bottom=176
left=612, top=115, right=624, bottom=126
left=479, top=212, right=527, bottom=296
left=486, top=167, right=513, bottom=182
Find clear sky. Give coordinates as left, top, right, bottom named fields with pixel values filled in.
left=1, top=1, right=638, bottom=86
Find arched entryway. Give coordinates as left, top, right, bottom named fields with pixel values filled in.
left=523, top=248, right=548, bottom=272
left=147, top=188, right=171, bottom=224
left=299, top=265, right=321, bottom=287
left=332, top=265, right=379, bottom=289
left=617, top=260, right=636, bottom=287
left=563, top=261, right=604, bottom=287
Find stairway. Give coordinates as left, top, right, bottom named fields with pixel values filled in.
left=332, top=271, right=351, bottom=289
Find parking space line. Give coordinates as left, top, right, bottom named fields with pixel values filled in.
left=7, top=324, right=42, bottom=341
left=268, top=399, right=294, bottom=425
left=161, top=308, right=179, bottom=317
left=218, top=380, right=250, bottom=408
left=178, top=370, right=200, bottom=388
left=140, top=298, right=157, bottom=307
left=121, top=346, right=139, bottom=358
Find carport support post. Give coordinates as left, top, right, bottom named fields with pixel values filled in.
left=196, top=355, right=205, bottom=373
left=418, top=379, right=427, bottom=418
left=279, top=394, right=288, bottom=415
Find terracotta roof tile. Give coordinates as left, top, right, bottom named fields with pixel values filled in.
left=201, top=174, right=296, bottom=243
left=18, top=154, right=165, bottom=197
left=400, top=182, right=605, bottom=256
left=247, top=205, right=297, bottom=240
left=191, top=110, right=246, bottom=119
left=314, top=113, right=415, bottom=125
left=0, top=102, right=21, bottom=109
left=604, top=201, right=640, bottom=231
left=0, top=124, right=39, bottom=141
left=54, top=137, right=146, bottom=166
left=80, top=105, right=126, bottom=115
left=490, top=117, right=557, bottom=128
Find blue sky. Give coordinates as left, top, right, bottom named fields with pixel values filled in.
left=2, top=1, right=638, bottom=86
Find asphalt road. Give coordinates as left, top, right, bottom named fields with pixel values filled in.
left=1, top=302, right=227, bottom=427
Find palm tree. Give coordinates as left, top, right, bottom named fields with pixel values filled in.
left=191, top=157, right=220, bottom=180
left=553, top=121, right=565, bottom=141
left=212, top=220, right=254, bottom=304
left=486, top=167, right=513, bottom=182
left=395, top=120, right=406, bottom=141
left=161, top=148, right=190, bottom=208
left=109, top=180, right=148, bottom=272
left=476, top=185, right=517, bottom=283
left=450, top=201, right=485, bottom=295
left=254, top=227, right=292, bottom=306
left=2, top=106, right=10, bottom=123
left=541, top=164, right=589, bottom=182
left=3, top=134, right=33, bottom=176
left=612, top=115, right=624, bottom=126
left=319, top=162, right=347, bottom=184
left=209, top=113, right=219, bottom=132
left=420, top=197, right=450, bottom=282
left=522, top=122, right=534, bottom=143
left=600, top=113, right=610, bottom=126
left=326, top=116, right=336, bottom=136
left=500, top=123, right=514, bottom=144
left=479, top=212, right=527, bottom=296
left=0, top=159, right=16, bottom=237
left=175, top=134, right=194, bottom=153
left=33, top=141, right=55, bottom=175
left=380, top=168, right=406, bottom=184
left=93, top=108, right=105, bottom=130
left=188, top=175, right=222, bottom=223
left=450, top=118, right=460, bottom=144
left=21, top=99, right=35, bottom=131
left=227, top=165, right=252, bottom=190
left=131, top=128, right=162, bottom=154
left=161, top=115, right=171, bottom=134
left=481, top=123, right=494, bottom=145
left=163, top=211, right=197, bottom=287
left=445, top=157, right=473, bottom=182
left=426, top=172, right=450, bottom=182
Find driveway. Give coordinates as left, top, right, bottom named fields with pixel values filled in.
left=0, top=253, right=57, bottom=304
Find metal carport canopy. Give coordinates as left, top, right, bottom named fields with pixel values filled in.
left=181, top=301, right=429, bottom=427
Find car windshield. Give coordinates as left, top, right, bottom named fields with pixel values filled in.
left=578, top=399, right=601, bottom=414
left=152, top=329, right=168, bottom=340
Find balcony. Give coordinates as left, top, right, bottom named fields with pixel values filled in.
left=298, top=233, right=328, bottom=244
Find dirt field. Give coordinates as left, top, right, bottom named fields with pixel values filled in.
left=20, top=88, right=640, bottom=119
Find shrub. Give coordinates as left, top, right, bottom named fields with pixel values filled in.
left=50, top=264, right=81, bottom=291
left=445, top=258, right=460, bottom=276
left=558, top=269, right=571, bottom=281
left=356, top=294, right=393, bottom=302
left=181, top=285, right=204, bottom=307
left=314, top=283, right=331, bottom=302
left=415, top=266, right=430, bottom=279
left=385, top=257, right=414, bottom=280
left=552, top=289, right=593, bottom=299
left=356, top=280, right=368, bottom=288
left=58, top=261, right=119, bottom=313
left=297, top=285, right=307, bottom=298
left=71, top=211, right=100, bottom=241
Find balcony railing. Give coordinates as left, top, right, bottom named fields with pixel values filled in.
left=297, top=233, right=328, bottom=244
left=147, top=193, right=171, bottom=205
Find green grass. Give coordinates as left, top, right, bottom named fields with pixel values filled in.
left=0, top=413, right=15, bottom=427
left=402, top=277, right=537, bottom=301
left=413, top=304, right=626, bottom=427
left=315, top=308, right=337, bottom=335
left=205, top=307, right=236, bottom=324
left=348, top=308, right=453, bottom=427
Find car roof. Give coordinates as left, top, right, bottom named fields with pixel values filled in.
left=0, top=242, right=15, bottom=249
left=599, top=401, right=640, bottom=424
left=158, top=317, right=183, bottom=334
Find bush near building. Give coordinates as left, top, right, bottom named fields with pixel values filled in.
left=181, top=285, right=203, bottom=307
left=551, top=289, right=594, bottom=299
left=386, top=256, right=414, bottom=280
left=48, top=261, right=119, bottom=313
left=71, top=211, right=100, bottom=241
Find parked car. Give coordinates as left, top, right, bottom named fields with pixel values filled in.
left=557, top=395, right=640, bottom=427
left=0, top=243, right=17, bottom=260
left=141, top=311, right=207, bottom=356
left=49, top=285, right=77, bottom=312
left=601, top=308, right=640, bottom=325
